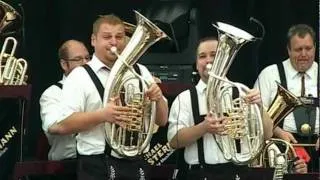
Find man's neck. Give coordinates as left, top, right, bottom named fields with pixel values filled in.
left=202, top=78, right=208, bottom=84
left=96, top=54, right=115, bottom=69
left=102, top=60, right=114, bottom=69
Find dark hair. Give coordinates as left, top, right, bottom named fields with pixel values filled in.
left=196, top=36, right=218, bottom=55
left=287, top=24, right=316, bottom=49
left=92, top=14, right=124, bottom=35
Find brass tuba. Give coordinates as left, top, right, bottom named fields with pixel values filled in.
left=267, top=82, right=303, bottom=128
left=261, top=138, right=298, bottom=180
left=206, top=22, right=264, bottom=164
left=0, top=1, right=27, bottom=85
left=251, top=83, right=303, bottom=180
left=0, top=1, right=21, bottom=35
left=0, top=36, right=27, bottom=85
left=103, top=11, right=169, bottom=157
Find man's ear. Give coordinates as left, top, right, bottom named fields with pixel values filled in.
left=287, top=46, right=291, bottom=56
left=91, top=34, right=96, bottom=47
left=60, top=59, right=68, bottom=72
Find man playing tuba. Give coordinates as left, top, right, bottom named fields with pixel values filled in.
left=167, top=36, right=272, bottom=180
left=254, top=24, right=318, bottom=173
left=49, top=14, right=168, bottom=180
left=168, top=36, right=307, bottom=180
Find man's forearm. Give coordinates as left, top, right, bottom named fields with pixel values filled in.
left=48, top=110, right=105, bottom=135
left=273, top=126, right=283, bottom=138
left=169, top=123, right=206, bottom=149
left=154, top=97, right=168, bottom=127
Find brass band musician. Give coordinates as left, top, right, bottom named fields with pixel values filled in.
left=40, top=40, right=90, bottom=161
left=48, top=14, right=168, bottom=180
left=167, top=36, right=274, bottom=180
left=254, top=24, right=319, bottom=172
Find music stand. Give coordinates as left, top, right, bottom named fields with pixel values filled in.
left=0, top=85, right=32, bottom=162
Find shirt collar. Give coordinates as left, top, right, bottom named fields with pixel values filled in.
left=304, top=61, right=318, bottom=79
left=196, top=79, right=207, bottom=94
left=284, top=59, right=318, bottom=79
left=87, top=54, right=111, bottom=73
left=59, top=75, right=66, bottom=84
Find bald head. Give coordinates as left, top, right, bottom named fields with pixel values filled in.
left=59, top=40, right=90, bottom=75
left=59, top=40, right=87, bottom=59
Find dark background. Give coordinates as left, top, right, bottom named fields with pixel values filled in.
left=0, top=0, right=318, bottom=178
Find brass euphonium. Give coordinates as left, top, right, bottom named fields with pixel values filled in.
left=267, top=82, right=303, bottom=128
left=261, top=138, right=298, bottom=180
left=0, top=36, right=27, bottom=85
left=252, top=83, right=303, bottom=180
left=103, top=11, right=169, bottom=157
left=206, top=22, right=264, bottom=164
left=0, top=1, right=27, bottom=85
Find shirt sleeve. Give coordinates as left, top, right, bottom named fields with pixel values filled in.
left=167, top=90, right=192, bottom=142
left=254, top=65, right=278, bottom=108
left=137, top=64, right=168, bottom=102
left=137, top=64, right=154, bottom=83
left=59, top=67, right=88, bottom=122
left=40, top=85, right=63, bottom=132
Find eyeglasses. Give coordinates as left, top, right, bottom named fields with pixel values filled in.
left=64, top=55, right=91, bottom=62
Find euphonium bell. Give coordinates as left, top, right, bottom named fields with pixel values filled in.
left=0, top=1, right=21, bottom=36
left=206, top=22, right=264, bottom=164
left=103, top=11, right=170, bottom=157
left=267, top=82, right=303, bottom=128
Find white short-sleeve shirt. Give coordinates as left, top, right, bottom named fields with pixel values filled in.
left=59, top=55, right=155, bottom=155
left=254, top=59, right=319, bottom=134
left=167, top=80, right=229, bottom=165
left=40, top=77, right=77, bottom=160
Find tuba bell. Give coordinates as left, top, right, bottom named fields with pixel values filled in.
left=267, top=82, right=303, bottom=128
left=0, top=1, right=21, bottom=35
left=103, top=11, right=169, bottom=157
left=206, top=22, right=264, bottom=164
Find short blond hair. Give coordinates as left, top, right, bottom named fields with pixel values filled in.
left=92, top=14, right=124, bottom=35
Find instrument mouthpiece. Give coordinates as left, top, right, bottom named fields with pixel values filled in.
left=110, top=46, right=117, bottom=52
left=110, top=46, right=119, bottom=56
left=206, top=63, right=212, bottom=70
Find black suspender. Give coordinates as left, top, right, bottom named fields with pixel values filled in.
left=132, top=64, right=142, bottom=91
left=276, top=62, right=318, bottom=135
left=188, top=86, right=240, bottom=166
left=82, top=64, right=142, bottom=101
left=82, top=63, right=142, bottom=154
left=82, top=64, right=105, bottom=101
left=277, top=61, right=320, bottom=92
left=189, top=86, right=206, bottom=166
left=276, top=63, right=287, bottom=129
left=54, top=82, right=63, bottom=89
left=276, top=62, right=288, bottom=89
